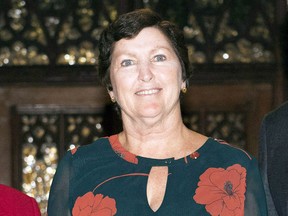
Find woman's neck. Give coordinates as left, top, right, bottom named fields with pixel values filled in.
left=117, top=104, right=208, bottom=159
left=118, top=121, right=203, bottom=159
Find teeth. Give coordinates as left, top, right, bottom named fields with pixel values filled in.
left=136, top=89, right=159, bottom=95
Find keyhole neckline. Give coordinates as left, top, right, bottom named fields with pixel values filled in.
left=108, top=134, right=208, bottom=166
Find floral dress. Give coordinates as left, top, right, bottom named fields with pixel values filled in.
left=47, top=134, right=267, bottom=216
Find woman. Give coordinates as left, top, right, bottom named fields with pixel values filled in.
left=47, top=9, right=267, bottom=215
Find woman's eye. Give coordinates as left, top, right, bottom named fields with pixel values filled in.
left=121, top=59, right=134, bottom=67
left=153, top=55, right=166, bottom=62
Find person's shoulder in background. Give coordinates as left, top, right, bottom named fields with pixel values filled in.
left=265, top=101, right=288, bottom=120
left=0, top=184, right=41, bottom=216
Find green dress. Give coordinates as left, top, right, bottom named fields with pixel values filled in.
left=47, top=134, right=267, bottom=216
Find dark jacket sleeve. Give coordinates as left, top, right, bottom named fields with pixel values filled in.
left=259, top=101, right=288, bottom=216
left=259, top=118, right=278, bottom=216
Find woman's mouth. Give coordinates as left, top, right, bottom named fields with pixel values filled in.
left=135, top=88, right=161, bottom=95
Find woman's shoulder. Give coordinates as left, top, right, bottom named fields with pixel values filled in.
left=206, top=138, right=254, bottom=163
left=56, top=136, right=115, bottom=172
left=65, top=136, right=111, bottom=158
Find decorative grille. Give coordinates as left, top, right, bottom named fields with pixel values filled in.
left=21, top=114, right=60, bottom=214
left=12, top=106, right=106, bottom=215
left=0, top=0, right=276, bottom=67
left=183, top=111, right=246, bottom=149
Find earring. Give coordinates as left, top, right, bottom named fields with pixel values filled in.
left=181, top=87, right=187, bottom=93
left=111, top=96, right=116, bottom=103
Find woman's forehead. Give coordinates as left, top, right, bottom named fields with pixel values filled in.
left=112, top=27, right=173, bottom=55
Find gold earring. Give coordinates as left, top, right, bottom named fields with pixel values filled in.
left=111, top=96, right=116, bottom=103
left=181, top=87, right=187, bottom=93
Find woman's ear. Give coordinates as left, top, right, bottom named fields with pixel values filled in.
left=181, top=80, right=187, bottom=89
left=108, top=90, right=116, bottom=103
left=180, top=80, right=187, bottom=94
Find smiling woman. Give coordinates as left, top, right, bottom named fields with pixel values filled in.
left=108, top=27, right=184, bottom=123
left=47, top=9, right=268, bottom=216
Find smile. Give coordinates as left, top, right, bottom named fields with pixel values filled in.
left=135, top=88, right=161, bottom=95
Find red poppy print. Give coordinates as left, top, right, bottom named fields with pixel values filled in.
left=193, top=164, right=246, bottom=216
left=72, top=192, right=117, bottom=216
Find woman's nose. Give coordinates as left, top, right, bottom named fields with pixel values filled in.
left=138, top=62, right=153, bottom=82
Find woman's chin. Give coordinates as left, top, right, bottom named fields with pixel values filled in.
left=137, top=109, right=163, bottom=120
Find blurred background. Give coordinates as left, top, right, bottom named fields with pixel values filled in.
left=0, top=0, right=287, bottom=214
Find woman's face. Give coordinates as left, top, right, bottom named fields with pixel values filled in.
left=109, top=27, right=185, bottom=122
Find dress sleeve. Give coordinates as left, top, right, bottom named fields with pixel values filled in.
left=244, top=156, right=268, bottom=215
left=258, top=119, right=279, bottom=215
left=47, top=151, right=73, bottom=216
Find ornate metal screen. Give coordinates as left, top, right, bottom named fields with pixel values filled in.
left=148, top=0, right=276, bottom=64
left=183, top=111, right=246, bottom=149
left=12, top=106, right=107, bottom=214
left=0, top=0, right=276, bottom=67
left=21, top=114, right=60, bottom=213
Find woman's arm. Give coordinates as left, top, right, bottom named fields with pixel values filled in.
left=244, top=156, right=268, bottom=216
left=47, top=151, right=73, bottom=216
